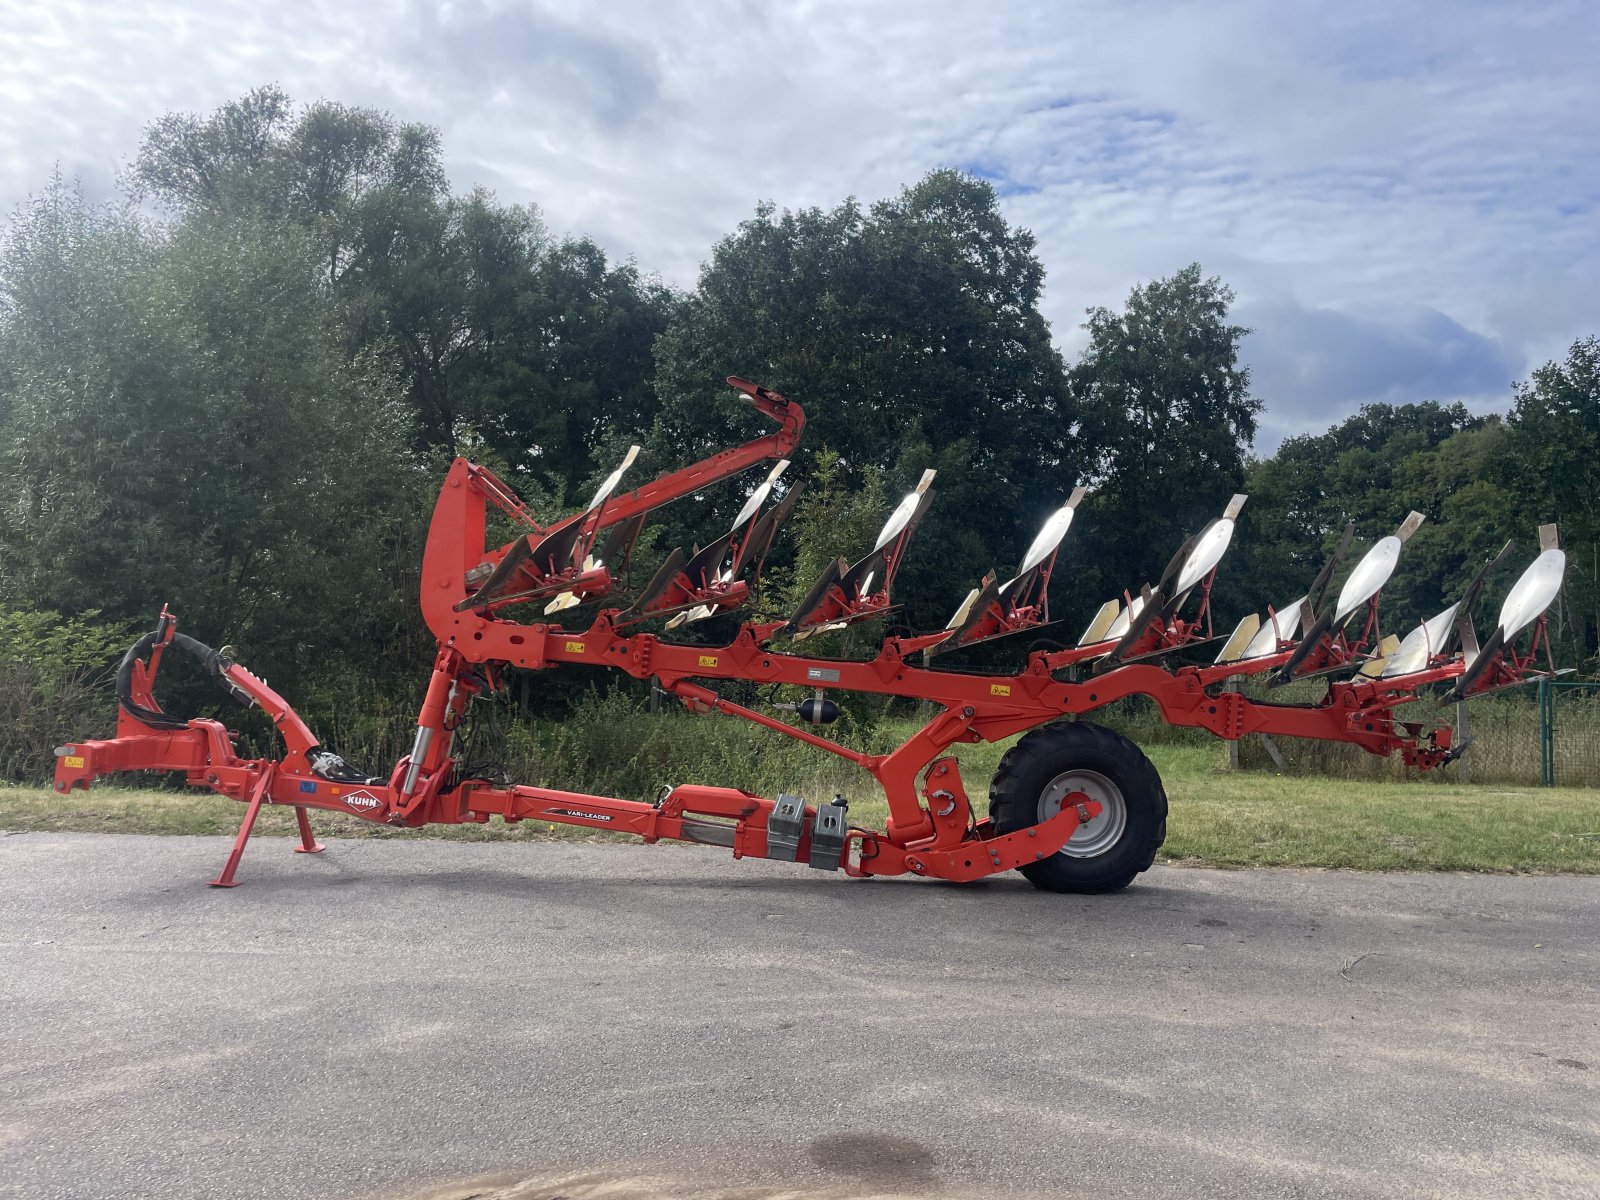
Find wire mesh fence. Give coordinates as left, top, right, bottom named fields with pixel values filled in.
left=1537, top=680, right=1600, bottom=788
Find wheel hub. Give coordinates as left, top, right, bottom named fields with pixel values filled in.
left=1037, top=767, right=1127, bottom=858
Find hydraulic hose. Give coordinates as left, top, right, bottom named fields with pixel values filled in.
left=115, top=627, right=248, bottom=730
left=114, top=623, right=382, bottom=784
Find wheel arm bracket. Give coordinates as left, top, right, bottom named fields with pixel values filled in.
left=881, top=798, right=1102, bottom=882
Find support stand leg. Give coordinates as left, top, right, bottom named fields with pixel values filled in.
left=209, top=768, right=273, bottom=888
left=292, top=806, right=325, bottom=855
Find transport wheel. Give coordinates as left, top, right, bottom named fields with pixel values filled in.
left=988, top=722, right=1167, bottom=893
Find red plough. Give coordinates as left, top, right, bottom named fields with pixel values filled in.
left=54, top=379, right=1571, bottom=893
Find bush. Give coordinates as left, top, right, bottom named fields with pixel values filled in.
left=0, top=609, right=131, bottom=781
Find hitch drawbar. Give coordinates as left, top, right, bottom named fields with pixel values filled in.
left=767, top=793, right=847, bottom=871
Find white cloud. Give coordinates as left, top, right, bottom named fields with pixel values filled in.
left=2, top=0, right=1595, bottom=444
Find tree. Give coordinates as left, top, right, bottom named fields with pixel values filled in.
left=339, top=185, right=543, bottom=455
left=1504, top=336, right=1599, bottom=668
left=130, top=86, right=297, bottom=214
left=466, top=235, right=676, bottom=502
left=0, top=178, right=420, bottom=684
left=131, top=88, right=676, bottom=484
left=650, top=170, right=1076, bottom=630
left=1235, top=401, right=1491, bottom=623
left=1067, top=265, right=1260, bottom=610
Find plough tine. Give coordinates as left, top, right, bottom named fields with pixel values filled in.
left=682, top=531, right=736, bottom=590
left=1001, top=485, right=1087, bottom=598
left=930, top=572, right=1004, bottom=655
left=935, top=486, right=1086, bottom=655
left=1444, top=529, right=1567, bottom=701
left=599, top=513, right=647, bottom=577
left=456, top=524, right=585, bottom=613
left=619, top=546, right=689, bottom=623
left=539, top=445, right=643, bottom=577
left=783, top=557, right=848, bottom=633
left=457, top=446, right=643, bottom=614
left=1306, top=523, right=1356, bottom=615
left=1332, top=510, right=1425, bottom=625
left=666, top=533, right=737, bottom=629
left=1101, top=495, right=1246, bottom=665
left=617, top=464, right=804, bottom=629
left=874, top=469, right=937, bottom=551
left=841, top=485, right=936, bottom=594
left=732, top=480, right=805, bottom=578
left=1272, top=609, right=1336, bottom=686
left=1497, top=534, right=1564, bottom=641
left=1173, top=495, right=1246, bottom=601
left=780, top=472, right=935, bottom=638
left=1234, top=597, right=1303, bottom=660
left=1272, top=512, right=1424, bottom=685
left=1381, top=602, right=1460, bottom=678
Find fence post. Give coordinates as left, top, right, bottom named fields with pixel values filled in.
left=1538, top=677, right=1554, bottom=787
left=1227, top=678, right=1240, bottom=770
left=1455, top=700, right=1470, bottom=784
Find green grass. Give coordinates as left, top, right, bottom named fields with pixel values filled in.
left=1152, top=748, right=1600, bottom=872
left=6, top=736, right=1597, bottom=872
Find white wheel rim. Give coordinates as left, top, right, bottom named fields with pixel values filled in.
left=1037, top=767, right=1127, bottom=858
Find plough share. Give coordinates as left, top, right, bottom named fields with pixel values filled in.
left=54, top=379, right=1571, bottom=892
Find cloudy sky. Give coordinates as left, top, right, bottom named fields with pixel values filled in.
left=2, top=0, right=1596, bottom=448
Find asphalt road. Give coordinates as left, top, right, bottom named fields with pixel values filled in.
left=1, top=832, right=1596, bottom=1200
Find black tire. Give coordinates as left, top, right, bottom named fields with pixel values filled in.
left=989, top=721, right=1167, bottom=893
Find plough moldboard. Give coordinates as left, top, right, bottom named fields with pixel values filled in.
left=54, top=378, right=1571, bottom=893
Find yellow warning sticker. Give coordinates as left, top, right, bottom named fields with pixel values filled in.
left=989, top=683, right=1012, bottom=697
left=698, top=654, right=719, bottom=668
left=64, top=755, right=85, bottom=769
left=564, top=640, right=585, bottom=654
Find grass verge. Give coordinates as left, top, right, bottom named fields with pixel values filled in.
left=4, top=738, right=1597, bottom=872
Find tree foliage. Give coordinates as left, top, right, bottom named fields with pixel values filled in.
left=1068, top=265, right=1259, bottom=605
left=650, top=170, right=1076, bottom=628
left=0, top=178, right=418, bottom=681
left=1504, top=337, right=1599, bottom=666
left=129, top=85, right=675, bottom=501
